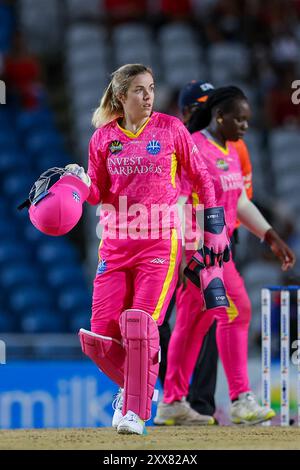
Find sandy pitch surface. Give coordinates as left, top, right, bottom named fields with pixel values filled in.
left=0, top=426, right=300, bottom=450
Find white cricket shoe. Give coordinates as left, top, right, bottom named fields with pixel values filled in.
left=230, top=391, right=276, bottom=425
left=112, top=388, right=123, bottom=429
left=117, top=410, right=145, bottom=435
left=154, top=397, right=215, bottom=426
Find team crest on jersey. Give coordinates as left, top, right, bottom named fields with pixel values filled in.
left=109, top=140, right=123, bottom=153
left=146, top=140, right=161, bottom=155
left=216, top=159, right=229, bottom=171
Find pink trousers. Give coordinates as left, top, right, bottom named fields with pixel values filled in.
left=163, top=255, right=252, bottom=402
left=91, top=229, right=181, bottom=340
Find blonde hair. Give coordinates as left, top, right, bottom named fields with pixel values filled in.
left=92, top=64, right=153, bottom=128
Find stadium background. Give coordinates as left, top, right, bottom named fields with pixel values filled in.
left=0, top=0, right=300, bottom=431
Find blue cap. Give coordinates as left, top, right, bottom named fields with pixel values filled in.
left=178, top=80, right=215, bottom=113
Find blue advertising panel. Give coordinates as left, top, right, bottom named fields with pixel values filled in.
left=0, top=361, right=160, bottom=429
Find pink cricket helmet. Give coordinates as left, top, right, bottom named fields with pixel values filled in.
left=26, top=167, right=89, bottom=236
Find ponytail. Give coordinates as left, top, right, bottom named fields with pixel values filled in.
left=92, top=81, right=123, bottom=128
left=187, top=86, right=247, bottom=134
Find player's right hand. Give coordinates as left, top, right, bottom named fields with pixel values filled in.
left=184, top=249, right=229, bottom=309
left=264, top=229, right=296, bottom=271
left=183, top=248, right=206, bottom=288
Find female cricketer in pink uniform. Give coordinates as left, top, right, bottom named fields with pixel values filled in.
left=155, top=86, right=296, bottom=426
left=67, top=64, right=230, bottom=435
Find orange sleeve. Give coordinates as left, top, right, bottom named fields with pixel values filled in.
left=232, top=139, right=253, bottom=200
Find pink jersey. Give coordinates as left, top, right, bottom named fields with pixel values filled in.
left=86, top=112, right=216, bottom=236
left=184, top=131, right=244, bottom=238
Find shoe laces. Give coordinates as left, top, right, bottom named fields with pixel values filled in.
left=112, top=388, right=123, bottom=411
left=126, top=411, right=144, bottom=424
left=127, top=411, right=138, bottom=422
left=180, top=397, right=190, bottom=407
left=242, top=392, right=261, bottom=411
left=244, top=392, right=257, bottom=403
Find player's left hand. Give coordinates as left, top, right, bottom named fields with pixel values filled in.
left=65, top=164, right=91, bottom=187
left=264, top=228, right=296, bottom=271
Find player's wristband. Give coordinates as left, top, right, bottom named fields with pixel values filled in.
left=204, top=206, right=225, bottom=234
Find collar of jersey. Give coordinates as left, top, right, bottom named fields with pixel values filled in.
left=117, top=116, right=151, bottom=138
left=208, top=138, right=229, bottom=155
left=201, top=129, right=229, bottom=155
